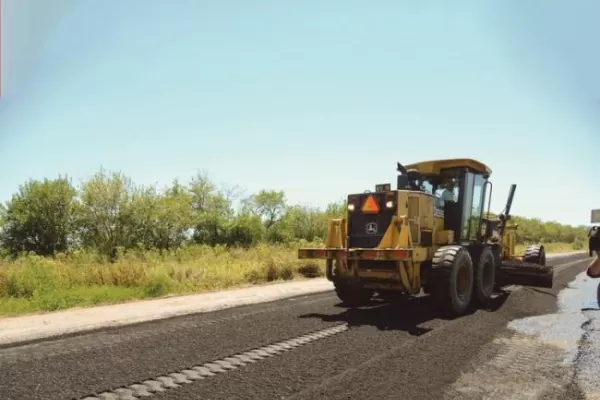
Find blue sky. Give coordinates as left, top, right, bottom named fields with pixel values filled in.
left=0, top=0, right=598, bottom=226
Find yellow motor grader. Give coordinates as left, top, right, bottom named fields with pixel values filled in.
left=298, top=158, right=552, bottom=316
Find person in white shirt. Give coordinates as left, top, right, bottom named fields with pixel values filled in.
left=440, top=181, right=456, bottom=204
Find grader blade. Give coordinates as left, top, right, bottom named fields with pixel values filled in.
left=498, top=261, right=554, bottom=289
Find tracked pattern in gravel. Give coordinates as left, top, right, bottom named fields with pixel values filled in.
left=443, top=260, right=596, bottom=400
left=0, top=291, right=343, bottom=400
left=444, top=333, right=581, bottom=400
left=79, top=324, right=348, bottom=400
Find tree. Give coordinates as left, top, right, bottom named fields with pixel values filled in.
left=0, top=176, right=78, bottom=256
left=0, top=168, right=591, bottom=258
left=78, top=169, right=137, bottom=259
left=224, top=213, right=264, bottom=247
left=242, top=190, right=286, bottom=230
left=282, top=205, right=327, bottom=242
left=151, top=181, right=195, bottom=250
left=188, top=172, right=234, bottom=245
left=126, top=183, right=195, bottom=251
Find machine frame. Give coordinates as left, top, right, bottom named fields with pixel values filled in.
left=298, top=158, right=551, bottom=315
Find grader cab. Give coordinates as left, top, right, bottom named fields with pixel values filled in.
left=298, top=158, right=553, bottom=316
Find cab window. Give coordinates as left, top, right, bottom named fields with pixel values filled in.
left=468, top=174, right=486, bottom=239
left=461, top=172, right=487, bottom=240
left=434, top=180, right=458, bottom=211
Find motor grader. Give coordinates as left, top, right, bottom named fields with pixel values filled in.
left=298, top=158, right=552, bottom=316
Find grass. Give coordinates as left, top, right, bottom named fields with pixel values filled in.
left=0, top=242, right=323, bottom=317
left=0, top=241, right=583, bottom=317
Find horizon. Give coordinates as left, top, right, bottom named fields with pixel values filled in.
left=1, top=0, right=598, bottom=227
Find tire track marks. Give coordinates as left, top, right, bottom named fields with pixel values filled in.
left=80, top=324, right=348, bottom=400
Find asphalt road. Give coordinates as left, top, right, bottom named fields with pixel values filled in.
left=0, top=253, right=591, bottom=400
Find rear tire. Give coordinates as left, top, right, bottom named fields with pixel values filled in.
left=334, top=280, right=374, bottom=307
left=430, top=246, right=474, bottom=316
left=491, top=245, right=504, bottom=291
left=523, top=244, right=546, bottom=265
left=473, top=246, right=496, bottom=304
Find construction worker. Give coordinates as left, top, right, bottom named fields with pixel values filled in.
left=587, top=253, right=600, bottom=278
left=440, top=180, right=456, bottom=204
left=587, top=227, right=600, bottom=277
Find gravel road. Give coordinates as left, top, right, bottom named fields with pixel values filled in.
left=0, top=253, right=592, bottom=400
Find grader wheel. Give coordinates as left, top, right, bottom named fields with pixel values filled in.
left=473, top=246, right=496, bottom=304
left=334, top=281, right=374, bottom=308
left=430, top=245, right=474, bottom=316
left=523, top=244, right=546, bottom=266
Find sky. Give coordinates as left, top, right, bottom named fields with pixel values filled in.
left=0, top=0, right=598, bottom=226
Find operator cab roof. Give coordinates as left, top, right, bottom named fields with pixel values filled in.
left=404, top=158, right=492, bottom=177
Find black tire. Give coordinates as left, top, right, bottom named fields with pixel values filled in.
left=325, top=260, right=335, bottom=281
left=430, top=245, right=474, bottom=316
left=334, top=281, right=374, bottom=307
left=523, top=244, right=546, bottom=266
left=491, top=245, right=504, bottom=290
left=473, top=246, right=496, bottom=304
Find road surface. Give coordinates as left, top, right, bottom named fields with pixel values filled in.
left=0, top=252, right=595, bottom=400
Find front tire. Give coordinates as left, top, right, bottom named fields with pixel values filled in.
left=334, top=280, right=374, bottom=307
left=430, top=246, right=474, bottom=316
left=474, top=246, right=496, bottom=304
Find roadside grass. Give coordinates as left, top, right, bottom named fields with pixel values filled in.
left=0, top=241, right=582, bottom=317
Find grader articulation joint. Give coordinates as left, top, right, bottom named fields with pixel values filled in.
left=298, top=158, right=553, bottom=316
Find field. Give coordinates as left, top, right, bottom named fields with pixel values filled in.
left=0, top=241, right=581, bottom=317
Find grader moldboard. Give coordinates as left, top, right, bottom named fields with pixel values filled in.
left=298, top=158, right=553, bottom=316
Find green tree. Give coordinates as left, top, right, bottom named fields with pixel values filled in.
left=78, top=169, right=137, bottom=259
left=0, top=167, right=592, bottom=257
left=282, top=205, right=327, bottom=242
left=0, top=176, right=78, bottom=256
left=242, top=190, right=286, bottom=230
left=323, top=200, right=347, bottom=219
left=188, top=172, right=234, bottom=245
left=224, top=213, right=264, bottom=247
left=127, top=181, right=195, bottom=251
left=153, top=180, right=195, bottom=250
left=241, top=190, right=288, bottom=243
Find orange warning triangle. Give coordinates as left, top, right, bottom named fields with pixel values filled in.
left=361, top=195, right=380, bottom=214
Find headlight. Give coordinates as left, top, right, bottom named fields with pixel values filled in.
left=348, top=204, right=355, bottom=211
left=386, top=201, right=394, bottom=208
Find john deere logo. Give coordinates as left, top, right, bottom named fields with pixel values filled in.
left=365, top=222, right=378, bottom=234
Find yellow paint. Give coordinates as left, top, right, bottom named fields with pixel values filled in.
left=324, top=218, right=346, bottom=248
left=405, top=158, right=491, bottom=176
left=298, top=157, right=552, bottom=298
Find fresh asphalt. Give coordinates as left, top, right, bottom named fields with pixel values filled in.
left=0, top=253, right=591, bottom=400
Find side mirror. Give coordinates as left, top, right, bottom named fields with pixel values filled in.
left=397, top=175, right=409, bottom=190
